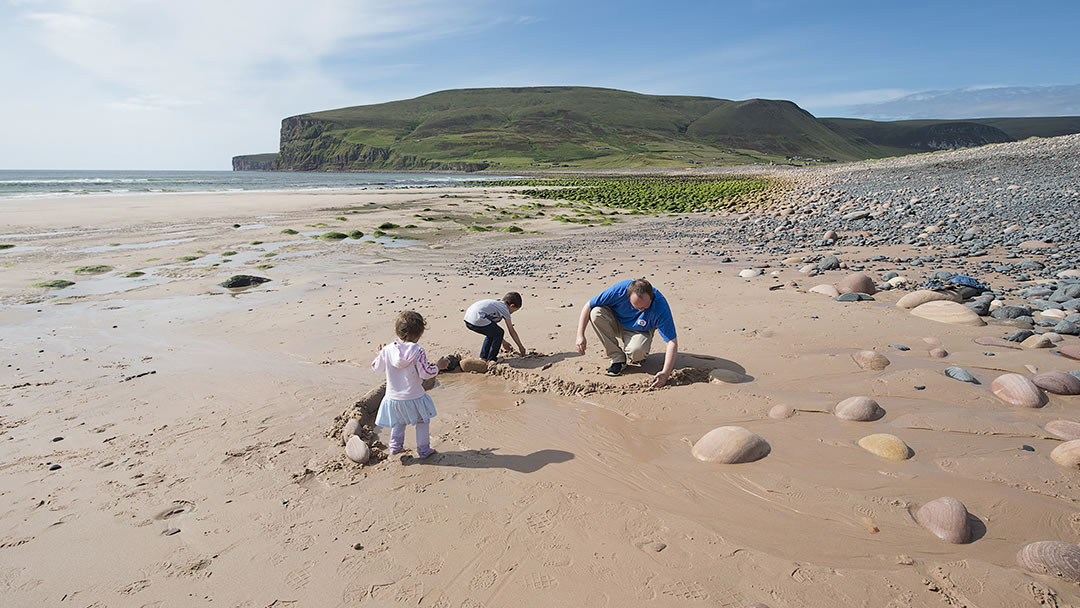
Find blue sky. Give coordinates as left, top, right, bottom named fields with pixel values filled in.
left=1, top=0, right=1077, bottom=169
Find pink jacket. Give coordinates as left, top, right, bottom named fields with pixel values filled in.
left=371, top=340, right=439, bottom=400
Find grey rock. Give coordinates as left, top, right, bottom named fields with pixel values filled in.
left=944, top=367, right=978, bottom=383
left=835, top=292, right=874, bottom=302
left=1054, top=320, right=1080, bottom=335
left=220, top=275, right=272, bottom=289
left=1006, top=330, right=1035, bottom=342
left=992, top=306, right=1032, bottom=320
left=817, top=255, right=840, bottom=271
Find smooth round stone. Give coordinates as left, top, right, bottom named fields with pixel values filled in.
left=896, top=289, right=961, bottom=310
left=914, top=497, right=971, bottom=544
left=768, top=404, right=795, bottom=419
left=1057, top=270, right=1080, bottom=279
left=1045, top=420, right=1080, bottom=441
left=345, top=435, right=371, bottom=464
left=739, top=268, right=763, bottom=278
left=341, top=418, right=360, bottom=446
left=1032, top=371, right=1080, bottom=395
left=1060, top=345, right=1080, bottom=360
left=799, top=264, right=817, bottom=274
left=691, top=426, right=771, bottom=464
left=822, top=230, right=838, bottom=241
left=910, top=300, right=986, bottom=326
left=944, top=367, right=977, bottom=383
left=857, top=433, right=912, bottom=461
left=1021, top=334, right=1053, bottom=349
left=974, top=336, right=1021, bottom=350
left=929, top=348, right=948, bottom=358
left=809, top=284, right=840, bottom=297
left=1041, top=309, right=1068, bottom=321
left=836, top=292, right=874, bottom=302
left=1019, top=240, right=1055, bottom=249
left=887, top=276, right=910, bottom=287
left=1043, top=332, right=1064, bottom=343
left=460, top=357, right=489, bottom=373
left=1050, top=440, right=1080, bottom=469
left=991, top=374, right=1048, bottom=408
left=836, top=272, right=877, bottom=295
left=852, top=350, right=890, bottom=371
left=1016, top=541, right=1080, bottom=584
left=709, top=369, right=749, bottom=384
left=834, top=396, right=885, bottom=421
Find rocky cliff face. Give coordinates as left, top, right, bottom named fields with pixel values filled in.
left=269, top=115, right=488, bottom=172
left=231, top=153, right=278, bottom=171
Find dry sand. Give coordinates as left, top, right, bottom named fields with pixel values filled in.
left=1, top=174, right=1078, bottom=607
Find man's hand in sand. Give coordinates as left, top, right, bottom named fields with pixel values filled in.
left=437, top=357, right=449, bottom=370
left=652, top=371, right=669, bottom=389
left=575, top=335, right=587, bottom=355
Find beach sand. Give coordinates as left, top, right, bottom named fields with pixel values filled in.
left=1, top=152, right=1079, bottom=607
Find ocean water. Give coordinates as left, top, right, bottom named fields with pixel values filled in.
left=0, top=170, right=496, bottom=200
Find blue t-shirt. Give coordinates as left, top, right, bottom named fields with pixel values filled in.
left=589, top=279, right=677, bottom=342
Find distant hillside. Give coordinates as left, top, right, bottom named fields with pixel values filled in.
left=232, top=87, right=1080, bottom=172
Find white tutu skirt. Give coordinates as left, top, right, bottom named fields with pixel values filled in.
left=375, top=394, right=437, bottom=427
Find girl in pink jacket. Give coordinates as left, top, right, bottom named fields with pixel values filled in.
left=371, top=311, right=448, bottom=458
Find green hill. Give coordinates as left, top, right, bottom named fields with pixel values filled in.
left=232, top=87, right=1080, bottom=172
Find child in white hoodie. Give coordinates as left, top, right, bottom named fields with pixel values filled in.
left=371, top=311, right=448, bottom=458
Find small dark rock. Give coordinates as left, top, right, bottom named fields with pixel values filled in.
left=220, top=275, right=272, bottom=289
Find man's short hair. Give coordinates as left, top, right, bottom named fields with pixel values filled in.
left=395, top=310, right=426, bottom=342
left=502, top=291, right=523, bottom=309
left=628, top=279, right=654, bottom=301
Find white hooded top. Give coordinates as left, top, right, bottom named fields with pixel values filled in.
left=371, top=339, right=439, bottom=401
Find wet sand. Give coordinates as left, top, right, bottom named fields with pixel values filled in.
left=1, top=159, right=1079, bottom=607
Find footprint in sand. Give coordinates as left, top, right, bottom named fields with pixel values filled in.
left=469, top=569, right=497, bottom=591
left=661, top=579, right=709, bottom=601
left=285, top=561, right=314, bottom=589
left=524, top=572, right=558, bottom=591
left=525, top=510, right=557, bottom=535
left=154, top=500, right=195, bottom=520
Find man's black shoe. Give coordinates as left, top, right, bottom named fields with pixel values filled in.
left=606, top=361, right=626, bottom=376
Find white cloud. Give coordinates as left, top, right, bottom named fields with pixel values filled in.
left=0, top=0, right=514, bottom=168
left=795, top=88, right=912, bottom=111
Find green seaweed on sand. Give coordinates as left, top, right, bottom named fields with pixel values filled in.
left=503, top=225, right=524, bottom=233
left=221, top=251, right=237, bottom=256
left=347, top=230, right=365, bottom=239
left=372, top=230, right=386, bottom=237
left=377, top=222, right=399, bottom=230
left=74, top=265, right=112, bottom=274
left=250, top=241, right=263, bottom=245
left=281, top=228, right=299, bottom=234
left=33, top=280, right=75, bottom=289
left=0, top=244, right=15, bottom=250
left=334, top=216, right=347, bottom=221
left=178, top=255, right=201, bottom=262
left=320, top=232, right=349, bottom=240
left=125, top=271, right=145, bottom=278
left=255, top=264, right=273, bottom=270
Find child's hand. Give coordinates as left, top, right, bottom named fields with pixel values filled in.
left=517, top=347, right=526, bottom=357
left=501, top=340, right=513, bottom=352
left=437, top=357, right=449, bottom=370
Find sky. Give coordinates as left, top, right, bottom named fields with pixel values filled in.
left=1, top=0, right=1078, bottom=170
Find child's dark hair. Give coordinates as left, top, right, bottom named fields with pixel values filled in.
left=395, top=310, right=426, bottom=342
left=502, top=291, right=523, bottom=309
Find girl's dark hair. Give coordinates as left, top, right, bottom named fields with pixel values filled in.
left=395, top=310, right=426, bottom=341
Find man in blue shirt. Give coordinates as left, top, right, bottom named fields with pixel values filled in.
left=575, top=278, right=678, bottom=388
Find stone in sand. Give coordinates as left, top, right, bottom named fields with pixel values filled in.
left=219, top=275, right=271, bottom=288
left=887, top=276, right=911, bottom=287
left=857, top=433, right=912, bottom=461
left=990, top=374, right=1047, bottom=408
left=1045, top=420, right=1080, bottom=441
left=709, top=369, right=748, bottom=384
left=768, top=404, right=795, bottom=419
left=974, top=337, right=1021, bottom=350
left=836, top=272, right=877, bottom=295
left=1032, top=371, right=1080, bottom=395
left=823, top=230, right=838, bottom=241
left=345, top=435, right=371, bottom=464
left=914, top=497, right=971, bottom=544
left=834, top=396, right=885, bottom=421
left=459, top=357, right=489, bottom=373
left=1021, top=334, right=1053, bottom=349
left=1050, top=440, right=1080, bottom=469
left=852, top=350, right=890, bottom=371
left=1060, top=345, right=1080, bottom=360
left=691, top=426, right=771, bottom=464
left=909, top=301, right=986, bottom=327
left=1016, top=541, right=1080, bottom=584
left=1042, top=309, right=1068, bottom=321
left=944, top=367, right=977, bottom=383
left=738, top=268, right=762, bottom=278
left=342, top=418, right=360, bottom=446
left=896, top=289, right=960, bottom=310
left=929, top=348, right=948, bottom=358
left=809, top=284, right=840, bottom=298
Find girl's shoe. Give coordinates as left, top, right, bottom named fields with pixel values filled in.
left=417, top=448, right=437, bottom=459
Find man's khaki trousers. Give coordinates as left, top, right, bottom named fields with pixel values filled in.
left=590, top=306, right=654, bottom=364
